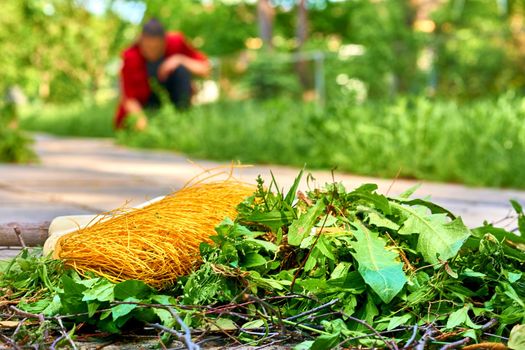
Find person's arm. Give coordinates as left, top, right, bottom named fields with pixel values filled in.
left=158, top=33, right=210, bottom=81
left=120, top=51, right=149, bottom=131
left=157, top=54, right=211, bottom=81
left=123, top=98, right=148, bottom=130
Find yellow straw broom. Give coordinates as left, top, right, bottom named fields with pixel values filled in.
left=48, top=177, right=254, bottom=288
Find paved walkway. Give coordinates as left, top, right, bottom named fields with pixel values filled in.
left=1, top=134, right=524, bottom=257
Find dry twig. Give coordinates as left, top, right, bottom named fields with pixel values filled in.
left=13, top=227, right=26, bottom=248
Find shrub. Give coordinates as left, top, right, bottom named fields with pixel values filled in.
left=0, top=103, right=36, bottom=163
left=117, top=94, right=525, bottom=189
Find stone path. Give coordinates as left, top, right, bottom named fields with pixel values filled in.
left=1, top=134, right=525, bottom=257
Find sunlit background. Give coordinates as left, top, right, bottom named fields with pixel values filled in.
left=2, top=0, right=525, bottom=188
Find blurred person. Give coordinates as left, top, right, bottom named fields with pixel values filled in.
left=115, top=19, right=210, bottom=130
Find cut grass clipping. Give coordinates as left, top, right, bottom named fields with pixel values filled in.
left=1, top=172, right=524, bottom=349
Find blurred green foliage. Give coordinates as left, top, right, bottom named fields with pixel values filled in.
left=431, top=0, right=525, bottom=97
left=21, top=101, right=116, bottom=138
left=113, top=94, right=525, bottom=188
left=3, top=0, right=525, bottom=103
left=146, top=0, right=256, bottom=56
left=25, top=94, right=524, bottom=188
left=146, top=0, right=525, bottom=99
left=0, top=103, right=36, bottom=163
left=0, top=0, right=131, bottom=103
left=242, top=54, right=303, bottom=99
left=9, top=0, right=525, bottom=179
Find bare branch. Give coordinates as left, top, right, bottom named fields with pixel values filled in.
left=13, top=227, right=26, bottom=248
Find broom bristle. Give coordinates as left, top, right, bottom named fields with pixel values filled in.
left=55, top=180, right=255, bottom=288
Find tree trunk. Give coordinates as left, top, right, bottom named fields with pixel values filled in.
left=295, top=0, right=312, bottom=98
left=296, top=0, right=308, bottom=48
left=393, top=0, right=418, bottom=93
left=257, top=0, right=275, bottom=50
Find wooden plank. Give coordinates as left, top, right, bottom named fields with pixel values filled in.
left=0, top=222, right=50, bottom=246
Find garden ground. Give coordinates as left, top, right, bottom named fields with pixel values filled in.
left=2, top=133, right=525, bottom=260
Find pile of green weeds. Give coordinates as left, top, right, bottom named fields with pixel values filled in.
left=1, top=173, right=524, bottom=349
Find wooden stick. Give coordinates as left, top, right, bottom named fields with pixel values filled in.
left=0, top=222, right=49, bottom=246
left=13, top=227, right=26, bottom=248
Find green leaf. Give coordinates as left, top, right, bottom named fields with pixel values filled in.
left=288, top=200, right=326, bottom=246
left=366, top=211, right=400, bottom=230
left=304, top=253, right=318, bottom=272
left=507, top=272, right=522, bottom=283
left=316, top=235, right=335, bottom=260
left=387, top=314, right=412, bottom=330
left=231, top=222, right=254, bottom=237
left=76, top=278, right=100, bottom=288
left=300, top=234, right=316, bottom=249
left=293, top=341, right=314, bottom=350
left=446, top=306, right=468, bottom=329
left=133, top=307, right=158, bottom=324
left=511, top=200, right=525, bottom=235
left=241, top=319, right=265, bottom=329
left=464, top=316, right=482, bottom=330
left=97, top=316, right=121, bottom=333
left=351, top=222, right=407, bottom=303
left=111, top=297, right=139, bottom=321
left=470, top=225, right=525, bottom=261
left=311, top=332, right=340, bottom=350
left=209, top=318, right=237, bottom=331
left=153, top=308, right=174, bottom=327
left=399, top=198, right=457, bottom=219
left=244, top=238, right=278, bottom=252
left=99, top=309, right=112, bottom=320
left=62, top=275, right=87, bottom=295
left=221, top=242, right=239, bottom=267
left=393, top=203, right=471, bottom=265
left=510, top=199, right=523, bottom=213
left=500, top=306, right=525, bottom=324
left=446, top=305, right=481, bottom=330
left=19, top=298, right=54, bottom=315
left=462, top=329, right=478, bottom=342
left=249, top=271, right=290, bottom=290
left=242, top=253, right=267, bottom=268
left=241, top=210, right=294, bottom=233
left=315, top=214, right=338, bottom=227
left=360, top=300, right=379, bottom=328
left=59, top=275, right=89, bottom=314
left=42, top=295, right=62, bottom=316
left=284, top=168, right=303, bottom=205
left=87, top=301, right=100, bottom=318
left=398, top=184, right=421, bottom=199
left=472, top=224, right=525, bottom=245
left=82, top=280, right=114, bottom=302
left=509, top=324, right=525, bottom=350
left=330, top=262, right=351, bottom=280
left=461, top=269, right=486, bottom=278
left=151, top=294, right=176, bottom=305
left=113, top=280, right=152, bottom=300
left=503, top=283, right=525, bottom=308
left=348, top=184, right=391, bottom=214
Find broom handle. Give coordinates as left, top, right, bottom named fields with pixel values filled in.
left=0, top=222, right=50, bottom=247
left=0, top=196, right=167, bottom=248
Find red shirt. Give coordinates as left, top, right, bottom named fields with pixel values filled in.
left=115, top=32, right=207, bottom=128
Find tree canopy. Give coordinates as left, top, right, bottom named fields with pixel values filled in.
left=3, top=0, right=525, bottom=103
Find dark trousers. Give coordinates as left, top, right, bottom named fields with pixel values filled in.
left=145, top=66, right=192, bottom=110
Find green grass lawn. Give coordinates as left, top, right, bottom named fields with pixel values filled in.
left=20, top=95, right=525, bottom=189
left=20, top=101, right=116, bottom=138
